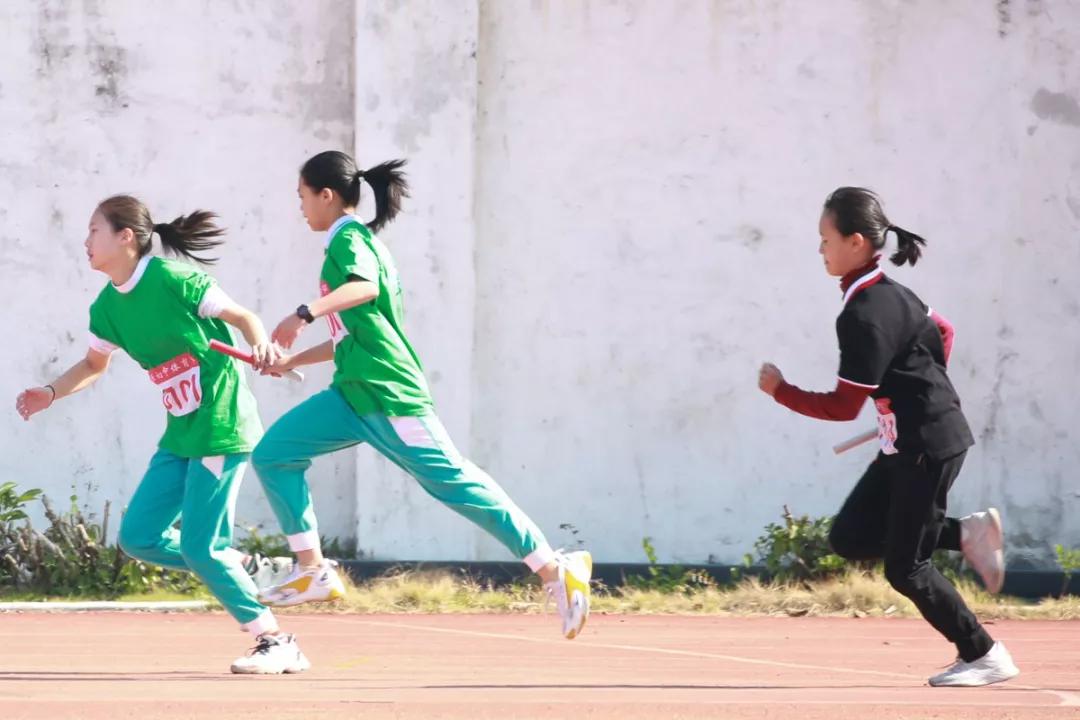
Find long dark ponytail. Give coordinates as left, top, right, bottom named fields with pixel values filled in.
left=300, top=150, right=409, bottom=232
left=96, top=195, right=225, bottom=265
left=823, top=187, right=926, bottom=267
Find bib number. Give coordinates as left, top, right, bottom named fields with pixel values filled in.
left=149, top=353, right=202, bottom=417
left=320, top=280, right=349, bottom=346
left=875, top=397, right=898, bottom=455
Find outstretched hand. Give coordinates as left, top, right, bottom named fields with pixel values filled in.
left=249, top=340, right=282, bottom=372
left=260, top=352, right=296, bottom=378
left=758, top=363, right=784, bottom=397
left=15, top=386, right=54, bottom=421
left=272, top=314, right=307, bottom=350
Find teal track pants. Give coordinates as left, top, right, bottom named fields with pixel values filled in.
left=251, top=388, right=554, bottom=570
left=118, top=450, right=271, bottom=628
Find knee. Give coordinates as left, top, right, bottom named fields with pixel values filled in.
left=179, top=536, right=215, bottom=573
left=884, top=561, right=924, bottom=595
left=251, top=435, right=303, bottom=478
left=414, top=461, right=503, bottom=504
left=118, top=516, right=153, bottom=559
left=251, top=438, right=275, bottom=474
left=828, top=524, right=857, bottom=560
left=251, top=440, right=289, bottom=480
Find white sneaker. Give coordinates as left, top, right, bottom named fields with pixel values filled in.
left=544, top=550, right=592, bottom=640
left=244, top=553, right=295, bottom=592
left=258, top=560, right=346, bottom=607
left=230, top=633, right=311, bottom=675
left=961, top=508, right=1005, bottom=594
left=928, top=642, right=1019, bottom=687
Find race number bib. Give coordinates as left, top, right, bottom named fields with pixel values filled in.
left=320, top=280, right=349, bottom=346
left=149, top=353, right=202, bottom=417
left=874, top=397, right=898, bottom=455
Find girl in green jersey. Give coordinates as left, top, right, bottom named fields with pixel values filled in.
left=16, top=195, right=309, bottom=674
left=253, top=151, right=592, bottom=639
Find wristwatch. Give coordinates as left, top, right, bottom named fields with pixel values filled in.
left=296, top=304, right=315, bottom=324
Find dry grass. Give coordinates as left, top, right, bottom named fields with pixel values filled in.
left=0, top=588, right=214, bottom=604
left=5, top=567, right=1076, bottom=620
left=267, top=568, right=1080, bottom=621
left=275, top=569, right=548, bottom=616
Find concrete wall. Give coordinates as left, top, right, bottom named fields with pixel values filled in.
left=3, top=1, right=1078, bottom=568
left=1, top=0, right=358, bottom=541
left=475, top=0, right=1080, bottom=568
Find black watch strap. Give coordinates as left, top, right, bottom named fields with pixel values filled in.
left=296, top=304, right=316, bottom=324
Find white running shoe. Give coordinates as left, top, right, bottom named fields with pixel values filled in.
left=230, top=633, right=311, bottom=675
left=244, top=553, right=295, bottom=593
left=961, top=508, right=1005, bottom=594
left=928, top=642, right=1019, bottom=687
left=258, top=560, right=346, bottom=607
left=544, top=550, right=592, bottom=640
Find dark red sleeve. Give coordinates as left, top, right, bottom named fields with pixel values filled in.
left=773, top=378, right=872, bottom=421
left=929, top=310, right=954, bottom=364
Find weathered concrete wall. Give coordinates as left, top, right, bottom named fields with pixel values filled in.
left=348, top=1, right=485, bottom=559
left=461, top=0, right=1080, bottom=567
left=1, top=0, right=357, bottom=541
left=4, top=1, right=1078, bottom=568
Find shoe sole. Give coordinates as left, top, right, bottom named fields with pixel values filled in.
left=565, top=591, right=590, bottom=640
left=564, top=551, right=593, bottom=640
left=259, top=582, right=347, bottom=607
left=231, top=654, right=311, bottom=675
left=984, top=508, right=1005, bottom=594
left=986, top=508, right=1003, bottom=548
left=230, top=663, right=310, bottom=675
left=963, top=509, right=1005, bottom=595
left=929, top=668, right=1019, bottom=687
left=231, top=666, right=310, bottom=675
left=285, top=657, right=312, bottom=674
left=261, top=589, right=346, bottom=608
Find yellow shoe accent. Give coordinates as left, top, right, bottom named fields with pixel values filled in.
left=281, top=575, right=313, bottom=595
left=561, top=550, right=592, bottom=640
left=259, top=563, right=347, bottom=607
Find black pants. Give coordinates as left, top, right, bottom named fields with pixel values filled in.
left=828, top=450, right=994, bottom=662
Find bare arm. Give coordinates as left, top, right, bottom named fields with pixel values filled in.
left=48, top=349, right=111, bottom=400
left=216, top=303, right=279, bottom=371
left=308, top=280, right=378, bottom=318
left=219, top=305, right=270, bottom=347
left=16, top=349, right=111, bottom=420
left=263, top=340, right=335, bottom=376
left=272, top=280, right=379, bottom=350
left=289, top=340, right=335, bottom=367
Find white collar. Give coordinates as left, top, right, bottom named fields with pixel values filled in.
left=325, top=214, right=362, bottom=248
left=113, top=255, right=152, bottom=294
left=841, top=267, right=883, bottom=306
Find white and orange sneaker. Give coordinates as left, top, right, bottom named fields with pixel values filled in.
left=231, top=632, right=310, bottom=675
left=257, top=560, right=346, bottom=607
left=961, top=508, right=1005, bottom=594
left=545, top=550, right=592, bottom=639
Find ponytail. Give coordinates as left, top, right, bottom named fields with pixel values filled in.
left=96, top=195, right=225, bottom=266
left=823, top=187, right=929, bottom=268
left=301, top=151, right=410, bottom=233
left=151, top=211, right=226, bottom=265
left=357, top=159, right=409, bottom=232
left=885, top=225, right=926, bottom=267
